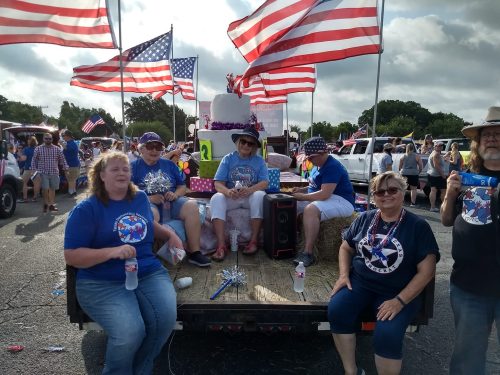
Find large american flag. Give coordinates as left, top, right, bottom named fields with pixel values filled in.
left=0, top=0, right=116, bottom=48
left=71, top=32, right=173, bottom=93
left=152, top=57, right=196, bottom=100
left=343, top=124, right=367, bottom=146
left=81, top=114, right=105, bottom=134
left=259, top=64, right=316, bottom=96
left=228, top=0, right=380, bottom=79
left=234, top=75, right=287, bottom=106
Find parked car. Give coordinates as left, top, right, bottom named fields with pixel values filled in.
left=0, top=140, right=22, bottom=218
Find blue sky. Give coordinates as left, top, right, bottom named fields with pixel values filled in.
left=0, top=0, right=498, bottom=131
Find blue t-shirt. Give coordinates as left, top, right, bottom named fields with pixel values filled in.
left=308, top=155, right=355, bottom=206
left=214, top=151, right=269, bottom=188
left=63, top=139, right=81, bottom=168
left=130, top=158, right=184, bottom=193
left=64, top=191, right=162, bottom=281
left=344, top=209, right=440, bottom=296
left=23, top=146, right=35, bottom=170
left=16, top=152, right=25, bottom=170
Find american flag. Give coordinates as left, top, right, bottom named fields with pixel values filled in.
left=152, top=57, right=196, bottom=100
left=228, top=0, right=380, bottom=80
left=342, top=124, right=367, bottom=145
left=0, top=0, right=116, bottom=48
left=81, top=114, right=105, bottom=134
left=71, top=32, right=173, bottom=93
left=259, top=64, right=316, bottom=96
left=234, top=75, right=287, bottom=106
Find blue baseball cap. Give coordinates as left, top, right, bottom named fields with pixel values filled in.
left=139, top=132, right=164, bottom=145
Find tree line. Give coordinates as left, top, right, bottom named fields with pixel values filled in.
left=1, top=95, right=466, bottom=142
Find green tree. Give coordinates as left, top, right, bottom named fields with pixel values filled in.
left=358, top=100, right=432, bottom=131
left=378, top=116, right=417, bottom=137
left=125, top=121, right=172, bottom=142
left=125, top=95, right=191, bottom=141
left=333, top=121, right=357, bottom=140
left=305, top=121, right=336, bottom=142
left=0, top=96, right=44, bottom=124
left=426, top=113, right=464, bottom=138
left=58, top=101, right=118, bottom=138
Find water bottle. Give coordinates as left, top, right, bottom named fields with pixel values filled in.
left=293, top=262, right=305, bottom=293
left=235, top=181, right=243, bottom=204
left=459, top=172, right=498, bottom=187
left=162, top=201, right=171, bottom=223
left=125, top=257, right=138, bottom=290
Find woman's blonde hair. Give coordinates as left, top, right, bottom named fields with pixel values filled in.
left=87, top=151, right=138, bottom=204
left=28, top=136, right=38, bottom=147
left=468, top=139, right=482, bottom=173
left=371, top=171, right=408, bottom=193
left=405, top=143, right=415, bottom=154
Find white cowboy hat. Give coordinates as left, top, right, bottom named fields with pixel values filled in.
left=462, top=106, right=500, bottom=139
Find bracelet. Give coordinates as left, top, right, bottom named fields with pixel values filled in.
left=396, top=295, right=407, bottom=307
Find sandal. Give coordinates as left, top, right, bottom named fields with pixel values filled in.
left=211, top=245, right=227, bottom=262
left=243, top=241, right=259, bottom=255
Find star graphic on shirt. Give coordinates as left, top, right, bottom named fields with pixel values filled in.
left=363, top=242, right=399, bottom=268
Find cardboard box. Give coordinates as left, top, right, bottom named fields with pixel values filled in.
left=190, top=177, right=216, bottom=192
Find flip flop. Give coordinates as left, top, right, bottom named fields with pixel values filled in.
left=242, top=241, right=259, bottom=255
left=211, top=245, right=227, bottom=262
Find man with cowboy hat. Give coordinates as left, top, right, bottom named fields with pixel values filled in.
left=441, top=106, right=500, bottom=374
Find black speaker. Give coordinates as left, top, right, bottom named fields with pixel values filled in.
left=263, top=194, right=297, bottom=259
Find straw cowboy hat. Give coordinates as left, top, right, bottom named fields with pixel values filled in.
left=462, top=106, right=500, bottom=139
left=383, top=143, right=394, bottom=151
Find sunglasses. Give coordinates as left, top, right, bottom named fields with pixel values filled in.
left=145, top=143, right=164, bottom=151
left=373, top=187, right=401, bottom=197
left=239, top=139, right=256, bottom=147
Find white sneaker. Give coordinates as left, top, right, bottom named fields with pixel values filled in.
left=430, top=207, right=439, bottom=212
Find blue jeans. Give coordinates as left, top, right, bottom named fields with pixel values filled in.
left=328, top=276, right=420, bottom=359
left=450, top=283, right=500, bottom=375
left=76, top=268, right=177, bottom=375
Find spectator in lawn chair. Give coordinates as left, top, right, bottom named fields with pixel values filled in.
left=292, top=136, right=355, bottom=267
left=210, top=126, right=269, bottom=261
left=131, top=132, right=211, bottom=267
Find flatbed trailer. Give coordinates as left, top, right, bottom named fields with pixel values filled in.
left=67, top=248, right=434, bottom=334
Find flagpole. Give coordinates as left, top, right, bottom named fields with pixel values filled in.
left=170, top=24, right=176, bottom=143
left=367, top=0, right=386, bottom=208
left=194, top=54, right=199, bottom=152
left=285, top=101, right=289, bottom=154
left=117, top=0, right=126, bottom=150
left=310, top=92, right=314, bottom=137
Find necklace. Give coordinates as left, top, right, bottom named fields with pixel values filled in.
left=367, top=209, right=406, bottom=262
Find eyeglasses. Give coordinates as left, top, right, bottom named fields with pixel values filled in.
left=480, top=131, right=500, bottom=140
left=239, top=138, right=256, bottom=147
left=145, top=142, right=164, bottom=151
left=373, top=187, right=401, bottom=197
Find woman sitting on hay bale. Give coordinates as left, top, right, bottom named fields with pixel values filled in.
left=292, top=137, right=355, bottom=267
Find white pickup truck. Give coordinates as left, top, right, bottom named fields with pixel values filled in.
left=332, top=137, right=430, bottom=190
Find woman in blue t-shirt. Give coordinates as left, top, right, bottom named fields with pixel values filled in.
left=210, top=126, right=269, bottom=261
left=292, top=136, right=355, bottom=267
left=328, top=172, right=439, bottom=375
left=64, top=151, right=183, bottom=375
left=19, top=136, right=40, bottom=202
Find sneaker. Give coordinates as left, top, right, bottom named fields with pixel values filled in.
left=188, top=251, right=211, bottom=267
left=17, top=198, right=26, bottom=203
left=68, top=192, right=77, bottom=198
left=48, top=204, right=59, bottom=212
left=430, top=207, right=439, bottom=212
left=410, top=203, right=416, bottom=207
left=293, top=252, right=316, bottom=267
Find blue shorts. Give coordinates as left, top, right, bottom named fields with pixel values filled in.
left=328, top=275, right=420, bottom=359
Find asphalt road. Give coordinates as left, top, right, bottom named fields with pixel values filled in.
left=0, top=190, right=499, bottom=375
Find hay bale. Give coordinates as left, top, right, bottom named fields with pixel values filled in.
left=252, top=285, right=290, bottom=302
left=298, top=213, right=357, bottom=262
